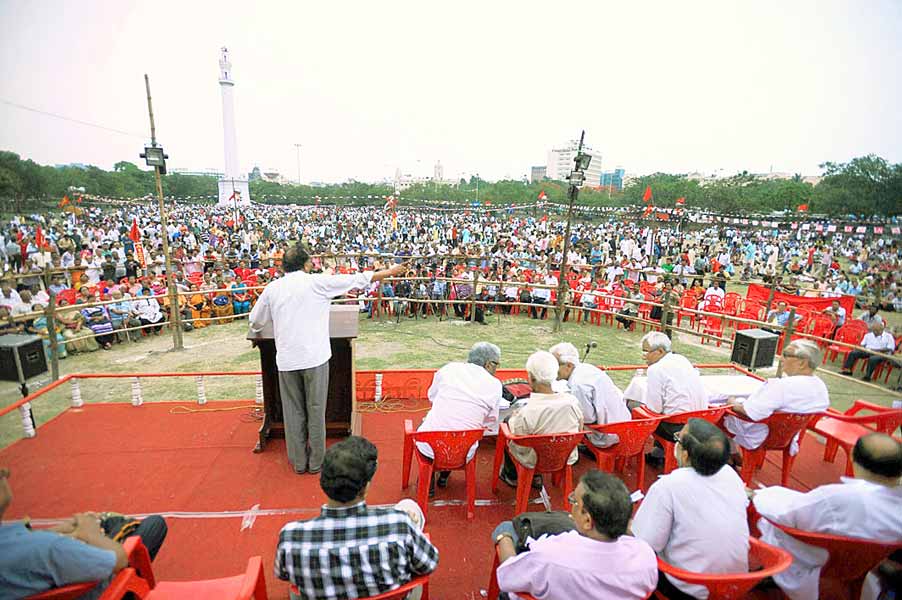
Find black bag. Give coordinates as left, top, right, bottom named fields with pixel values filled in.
left=511, top=510, right=575, bottom=553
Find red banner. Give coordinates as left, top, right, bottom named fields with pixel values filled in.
left=134, top=244, right=147, bottom=269
left=745, top=284, right=855, bottom=318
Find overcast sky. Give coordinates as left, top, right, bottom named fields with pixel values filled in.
left=1, top=0, right=901, bottom=184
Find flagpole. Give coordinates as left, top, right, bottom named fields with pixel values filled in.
left=553, top=131, right=586, bottom=333
left=144, top=74, right=183, bottom=351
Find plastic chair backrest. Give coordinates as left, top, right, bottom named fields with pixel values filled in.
left=836, top=324, right=865, bottom=345
left=844, top=400, right=902, bottom=435
left=809, top=316, right=835, bottom=337
left=660, top=406, right=728, bottom=425
left=292, top=575, right=429, bottom=600
left=503, top=424, right=585, bottom=472
left=412, top=428, right=485, bottom=470
left=735, top=411, right=818, bottom=450
left=656, top=537, right=792, bottom=600
left=723, top=292, right=742, bottom=312
left=26, top=583, right=99, bottom=600
left=588, top=417, right=660, bottom=457
left=761, top=516, right=902, bottom=584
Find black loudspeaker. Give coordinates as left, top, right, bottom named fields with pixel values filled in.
left=731, top=329, right=779, bottom=369
left=0, top=334, right=48, bottom=384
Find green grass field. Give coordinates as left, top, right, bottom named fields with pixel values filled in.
left=1, top=309, right=899, bottom=449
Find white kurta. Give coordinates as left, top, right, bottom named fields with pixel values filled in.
left=566, top=362, right=630, bottom=447
left=249, top=270, right=373, bottom=371
left=723, top=375, right=828, bottom=452
left=754, top=478, right=902, bottom=600
left=644, top=352, right=708, bottom=415
left=632, top=465, right=750, bottom=599
left=415, top=362, right=502, bottom=460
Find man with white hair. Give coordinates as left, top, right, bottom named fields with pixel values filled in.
left=417, top=342, right=503, bottom=495
left=631, top=332, right=708, bottom=466
left=499, top=351, right=583, bottom=488
left=724, top=339, right=829, bottom=457
left=550, top=342, right=630, bottom=448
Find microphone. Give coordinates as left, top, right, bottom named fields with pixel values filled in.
left=583, top=341, right=597, bottom=361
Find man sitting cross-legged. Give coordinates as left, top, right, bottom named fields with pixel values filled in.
left=275, top=436, right=439, bottom=600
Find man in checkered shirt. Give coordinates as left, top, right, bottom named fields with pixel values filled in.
left=276, top=436, right=439, bottom=600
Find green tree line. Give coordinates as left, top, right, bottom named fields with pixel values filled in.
left=1, top=150, right=899, bottom=216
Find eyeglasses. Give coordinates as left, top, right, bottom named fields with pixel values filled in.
left=782, top=351, right=799, bottom=359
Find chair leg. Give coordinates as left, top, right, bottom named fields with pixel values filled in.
left=780, top=450, right=795, bottom=487
left=844, top=454, right=855, bottom=478
left=636, top=451, right=647, bottom=493
left=491, top=438, right=506, bottom=494
left=662, top=440, right=677, bottom=474
left=416, top=463, right=433, bottom=522
left=823, top=439, right=840, bottom=463
left=514, top=465, right=535, bottom=514
left=595, top=452, right=615, bottom=472
left=563, top=467, right=573, bottom=510
left=465, top=458, right=476, bottom=521
left=486, top=548, right=501, bottom=600
left=402, top=433, right=414, bottom=489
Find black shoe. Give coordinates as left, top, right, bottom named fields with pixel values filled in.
left=861, top=375, right=872, bottom=382
left=498, top=471, right=518, bottom=488
left=531, top=475, right=544, bottom=490
left=437, top=471, right=450, bottom=488
left=644, top=453, right=664, bottom=468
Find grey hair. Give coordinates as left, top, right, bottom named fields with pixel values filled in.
left=549, top=342, right=580, bottom=366
left=787, top=339, right=821, bottom=370
left=641, top=331, right=672, bottom=353
left=468, top=342, right=501, bottom=368
left=526, top=351, right=559, bottom=386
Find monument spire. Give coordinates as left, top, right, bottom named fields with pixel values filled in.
left=218, top=46, right=250, bottom=206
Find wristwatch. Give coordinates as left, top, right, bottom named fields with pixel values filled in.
left=495, top=532, right=514, bottom=544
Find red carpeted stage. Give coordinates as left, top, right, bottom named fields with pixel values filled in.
left=1, top=393, right=844, bottom=599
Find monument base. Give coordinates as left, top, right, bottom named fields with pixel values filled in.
left=217, top=179, right=251, bottom=206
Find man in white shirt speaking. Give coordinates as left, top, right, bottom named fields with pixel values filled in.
left=249, top=244, right=406, bottom=474
left=416, top=342, right=503, bottom=495
left=752, top=433, right=902, bottom=600
left=549, top=342, right=630, bottom=448
left=724, top=339, right=829, bottom=457
left=632, top=418, right=749, bottom=600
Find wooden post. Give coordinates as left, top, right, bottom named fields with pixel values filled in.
left=776, top=307, right=797, bottom=377
left=470, top=270, right=478, bottom=323
left=764, top=277, right=777, bottom=317
left=42, top=265, right=60, bottom=381
left=662, top=290, right=673, bottom=340
left=376, top=280, right=383, bottom=321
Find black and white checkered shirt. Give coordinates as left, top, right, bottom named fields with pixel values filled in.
left=275, top=502, right=439, bottom=599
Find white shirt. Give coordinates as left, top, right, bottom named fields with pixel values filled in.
left=755, top=478, right=902, bottom=600
left=644, top=352, right=708, bottom=415
left=703, top=286, right=725, bottom=302
left=724, top=375, right=829, bottom=452
left=249, top=270, right=373, bottom=371
left=132, top=296, right=162, bottom=322
left=859, top=331, right=895, bottom=353
left=566, top=362, right=630, bottom=448
left=508, top=392, right=583, bottom=468
left=416, top=362, right=502, bottom=459
left=632, top=465, right=750, bottom=599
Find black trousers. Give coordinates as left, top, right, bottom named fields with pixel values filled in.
left=843, top=350, right=887, bottom=380
left=529, top=299, right=547, bottom=319
left=656, top=571, right=699, bottom=600
left=655, top=420, right=683, bottom=440
left=126, top=515, right=168, bottom=560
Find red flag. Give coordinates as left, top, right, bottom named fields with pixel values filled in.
left=797, top=204, right=808, bottom=212
left=540, top=214, right=548, bottom=222
left=35, top=226, right=46, bottom=249
left=59, top=195, right=70, bottom=208
left=75, top=196, right=82, bottom=204
left=537, top=190, right=548, bottom=201
left=675, top=197, right=686, bottom=206
left=129, top=218, right=141, bottom=243
left=642, top=185, right=652, bottom=203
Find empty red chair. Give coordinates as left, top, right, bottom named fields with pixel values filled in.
left=823, top=324, right=865, bottom=365
left=724, top=410, right=821, bottom=486
left=809, top=400, right=902, bottom=476
left=486, top=544, right=542, bottom=600
left=700, top=306, right=725, bottom=346
left=294, top=576, right=429, bottom=600
left=759, top=515, right=902, bottom=600
left=491, top=423, right=585, bottom=514
left=653, top=537, right=793, bottom=600
left=401, top=419, right=484, bottom=520
left=585, top=417, right=661, bottom=492
left=723, top=292, right=742, bottom=317
left=808, top=315, right=837, bottom=346
left=634, top=406, right=728, bottom=474
left=676, top=294, right=698, bottom=328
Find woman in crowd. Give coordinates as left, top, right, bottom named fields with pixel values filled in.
left=29, top=302, right=68, bottom=360
left=56, top=298, right=99, bottom=353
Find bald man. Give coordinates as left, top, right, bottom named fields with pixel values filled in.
left=751, top=433, right=902, bottom=600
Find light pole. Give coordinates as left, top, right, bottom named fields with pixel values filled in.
left=294, top=143, right=302, bottom=184
left=553, top=131, right=592, bottom=333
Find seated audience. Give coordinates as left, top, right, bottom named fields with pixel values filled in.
left=498, top=351, right=583, bottom=488
left=724, top=340, right=829, bottom=456
left=752, top=433, right=902, bottom=600
left=632, top=419, right=750, bottom=600
left=492, top=471, right=658, bottom=599
left=0, top=467, right=167, bottom=599
left=550, top=342, right=630, bottom=448
left=416, top=342, right=503, bottom=495
left=840, top=320, right=896, bottom=381
left=275, top=436, right=439, bottom=600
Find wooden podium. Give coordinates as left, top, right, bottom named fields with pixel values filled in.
left=247, top=304, right=359, bottom=453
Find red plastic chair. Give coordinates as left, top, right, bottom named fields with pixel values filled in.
left=759, top=515, right=902, bottom=600
left=129, top=557, right=266, bottom=600
left=486, top=544, right=542, bottom=600
left=585, top=417, right=661, bottom=492
left=676, top=294, right=698, bottom=328
left=295, top=578, right=430, bottom=600
left=56, top=288, right=78, bottom=305
left=809, top=400, right=902, bottom=476
left=491, top=423, right=585, bottom=514
left=700, top=306, right=725, bottom=346
left=872, top=334, right=901, bottom=383
left=808, top=315, right=837, bottom=346
left=724, top=410, right=821, bottom=486
left=823, top=324, right=865, bottom=365
left=653, top=537, right=793, bottom=600
left=401, top=419, right=484, bottom=520
left=723, top=292, right=742, bottom=317
left=26, top=583, right=100, bottom=600
left=634, top=406, right=728, bottom=474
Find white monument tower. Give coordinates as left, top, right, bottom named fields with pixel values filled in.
left=217, top=47, right=251, bottom=206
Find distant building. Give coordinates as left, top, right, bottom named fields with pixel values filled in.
left=600, top=168, right=625, bottom=192
left=247, top=166, right=290, bottom=184
left=545, top=140, right=603, bottom=187
left=171, top=168, right=224, bottom=178
left=530, top=166, right=547, bottom=183
left=434, top=160, right=444, bottom=182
